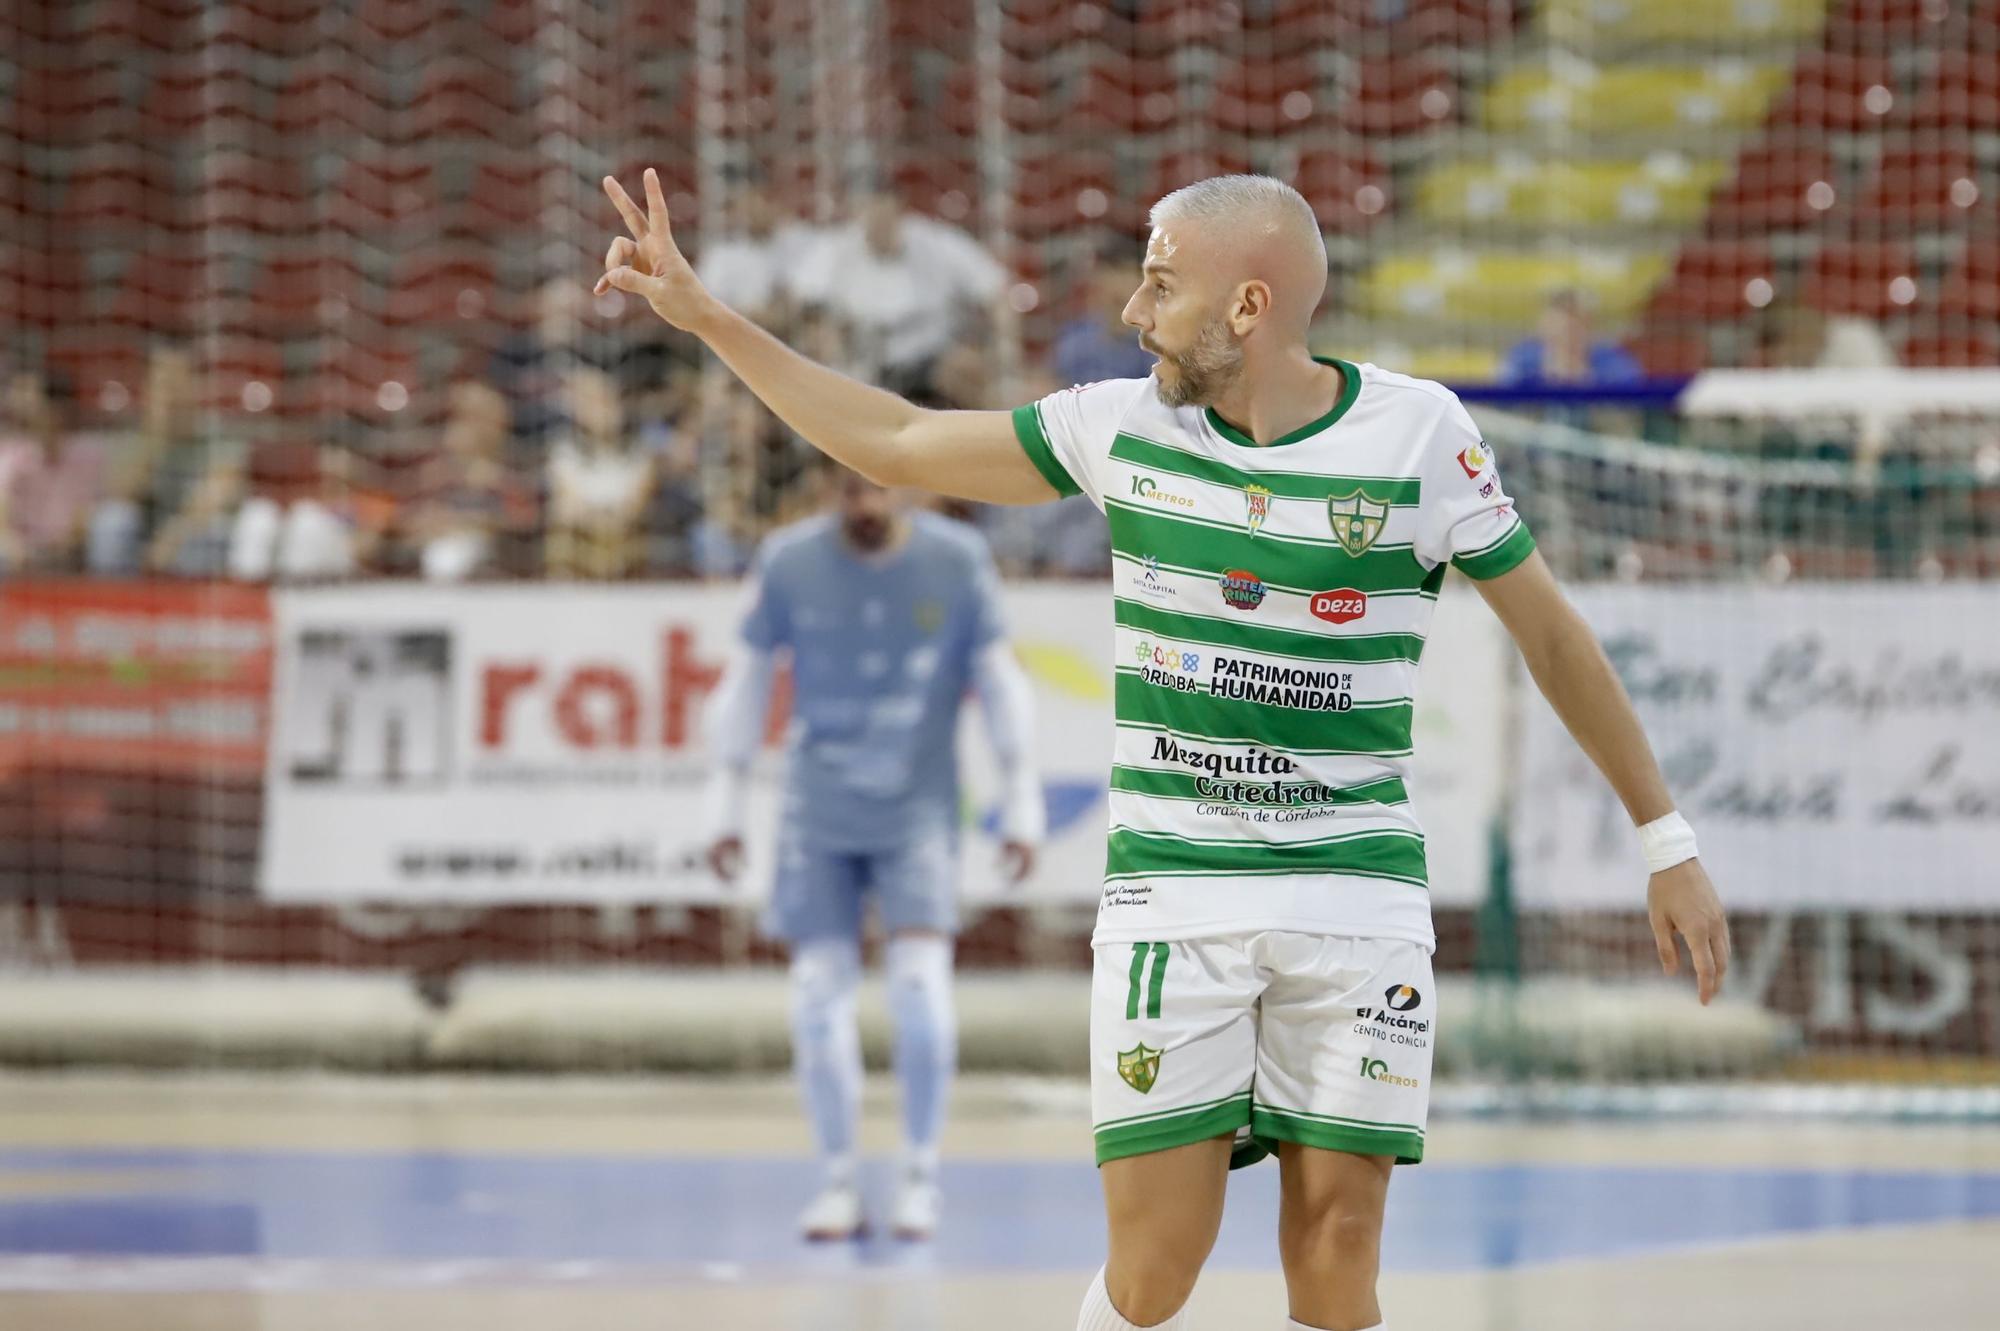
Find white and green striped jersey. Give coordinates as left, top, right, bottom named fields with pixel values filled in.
left=1010, top=358, right=1535, bottom=949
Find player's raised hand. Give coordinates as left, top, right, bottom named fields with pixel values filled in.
left=1647, top=859, right=1730, bottom=1005
left=595, top=168, right=713, bottom=330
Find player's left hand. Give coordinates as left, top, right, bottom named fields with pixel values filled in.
left=1647, top=859, right=1730, bottom=1005
left=999, top=839, right=1036, bottom=886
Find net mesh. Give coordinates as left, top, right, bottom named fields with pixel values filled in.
left=1, top=0, right=1997, bottom=1091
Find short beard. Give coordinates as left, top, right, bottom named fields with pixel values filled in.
left=1150, top=318, right=1245, bottom=409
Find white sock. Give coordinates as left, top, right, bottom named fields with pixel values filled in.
left=1078, top=1265, right=1188, bottom=1330
left=788, top=936, right=863, bottom=1186
left=886, top=933, right=956, bottom=1177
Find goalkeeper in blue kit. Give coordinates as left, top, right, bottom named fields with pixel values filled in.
left=701, top=465, right=1044, bottom=1241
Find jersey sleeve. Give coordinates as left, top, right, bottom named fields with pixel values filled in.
left=1412, top=396, right=1537, bottom=580
left=1009, top=378, right=1146, bottom=511
left=737, top=545, right=791, bottom=649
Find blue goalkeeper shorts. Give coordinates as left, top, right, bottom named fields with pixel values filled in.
left=763, top=827, right=961, bottom=942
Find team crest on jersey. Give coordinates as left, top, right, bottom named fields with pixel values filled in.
left=1117, top=1042, right=1162, bottom=1094
left=1327, top=490, right=1389, bottom=557
left=914, top=600, right=943, bottom=632
left=1244, top=483, right=1272, bottom=536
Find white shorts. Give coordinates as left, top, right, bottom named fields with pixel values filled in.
left=1089, top=931, right=1434, bottom=1169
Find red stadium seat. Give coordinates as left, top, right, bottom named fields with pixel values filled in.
left=102, top=250, right=209, bottom=334
left=1073, top=59, right=1184, bottom=136
left=332, top=159, right=442, bottom=234
left=204, top=154, right=312, bottom=235
left=1937, top=232, right=2000, bottom=322
left=1900, top=329, right=2000, bottom=366
left=383, top=255, right=496, bottom=329
left=60, top=155, right=179, bottom=232
left=1647, top=240, right=1780, bottom=321
left=355, top=0, right=442, bottom=42
left=1012, top=152, right=1121, bottom=234
left=1284, top=150, right=1391, bottom=232
left=1213, top=55, right=1331, bottom=137
left=1905, top=52, right=2000, bottom=133
left=457, top=159, right=556, bottom=232
left=1342, top=55, right=1458, bottom=137
left=1766, top=54, right=1900, bottom=133
left=1852, top=140, right=1984, bottom=233
left=1803, top=240, right=1921, bottom=317
left=1627, top=328, right=1709, bottom=377
left=270, top=66, right=386, bottom=135
left=1821, top=0, right=1954, bottom=52
left=409, top=61, right=521, bottom=141
left=245, top=255, right=363, bottom=335
left=1704, top=142, right=1842, bottom=233
left=892, top=153, right=981, bottom=224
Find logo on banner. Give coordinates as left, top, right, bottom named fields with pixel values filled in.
left=1118, top=1042, right=1163, bottom=1094
left=1457, top=439, right=1491, bottom=478
left=1218, top=569, right=1267, bottom=611
left=1245, top=483, right=1272, bottom=536
left=1327, top=491, right=1389, bottom=557
left=1310, top=589, right=1367, bottom=625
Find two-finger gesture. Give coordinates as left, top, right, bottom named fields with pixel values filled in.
left=595, top=168, right=709, bottom=329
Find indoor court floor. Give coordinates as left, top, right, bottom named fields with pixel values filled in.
left=0, top=1072, right=1995, bottom=1331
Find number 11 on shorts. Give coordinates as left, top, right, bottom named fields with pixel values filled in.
left=1125, top=942, right=1169, bottom=1020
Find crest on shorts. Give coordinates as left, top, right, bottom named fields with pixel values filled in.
left=1327, top=490, right=1390, bottom=557
left=1117, top=1042, right=1162, bottom=1095
left=1244, top=483, right=1272, bottom=537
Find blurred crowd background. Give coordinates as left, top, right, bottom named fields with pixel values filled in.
left=6, top=0, right=1998, bottom=595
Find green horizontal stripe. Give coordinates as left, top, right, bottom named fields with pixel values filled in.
left=1110, top=765, right=1408, bottom=808
left=1251, top=1109, right=1425, bottom=1165
left=1115, top=597, right=1428, bottom=666
left=1452, top=521, right=1536, bottom=580
left=1114, top=672, right=1414, bottom=754
left=1112, top=433, right=1423, bottom=505
left=1096, top=1096, right=1253, bottom=1166
left=1108, top=502, right=1432, bottom=594
left=1095, top=1089, right=1252, bottom=1132
left=1011, top=403, right=1082, bottom=498
left=1104, top=827, right=1428, bottom=883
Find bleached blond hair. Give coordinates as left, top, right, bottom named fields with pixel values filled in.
left=1148, top=174, right=1327, bottom=269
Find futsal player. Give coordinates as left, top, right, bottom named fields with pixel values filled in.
left=701, top=462, right=1043, bottom=1241
left=604, top=169, right=1728, bottom=1329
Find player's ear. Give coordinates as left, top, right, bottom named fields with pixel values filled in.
left=1230, top=280, right=1271, bottom=335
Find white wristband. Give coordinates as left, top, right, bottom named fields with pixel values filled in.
left=1637, top=810, right=1699, bottom=874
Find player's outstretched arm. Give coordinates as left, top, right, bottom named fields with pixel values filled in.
left=1475, top=550, right=1732, bottom=1005
left=596, top=170, right=1057, bottom=506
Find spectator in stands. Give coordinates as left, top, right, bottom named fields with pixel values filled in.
left=1054, top=240, right=1155, bottom=388
left=694, top=183, right=817, bottom=328
left=690, top=379, right=823, bottom=578
left=409, top=380, right=533, bottom=581
left=229, top=444, right=383, bottom=583
left=631, top=363, right=704, bottom=576
left=88, top=347, right=246, bottom=576
left=792, top=191, right=1006, bottom=405
left=0, top=369, right=106, bottom=572
left=1498, top=289, right=1643, bottom=387
left=546, top=366, right=655, bottom=579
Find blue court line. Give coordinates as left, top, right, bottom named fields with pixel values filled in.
left=2, top=1148, right=1997, bottom=1276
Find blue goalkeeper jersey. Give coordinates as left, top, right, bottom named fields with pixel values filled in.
left=738, top=511, right=1007, bottom=851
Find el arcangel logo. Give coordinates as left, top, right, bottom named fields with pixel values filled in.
left=1218, top=568, right=1266, bottom=611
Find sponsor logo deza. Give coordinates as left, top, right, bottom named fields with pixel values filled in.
left=1310, top=588, right=1367, bottom=625
left=1218, top=568, right=1266, bottom=611
left=1358, top=1057, right=1421, bottom=1088
left=1133, top=638, right=1203, bottom=693
left=1131, top=475, right=1196, bottom=509
left=1150, top=735, right=1350, bottom=810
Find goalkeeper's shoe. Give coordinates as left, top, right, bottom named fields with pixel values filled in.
left=798, top=1181, right=865, bottom=1242
left=889, top=1170, right=941, bottom=1240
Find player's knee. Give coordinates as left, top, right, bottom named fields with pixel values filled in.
left=885, top=934, right=953, bottom=1006
left=1279, top=1198, right=1384, bottom=1274
left=1105, top=1250, right=1201, bottom=1326
left=788, top=938, right=861, bottom=1038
